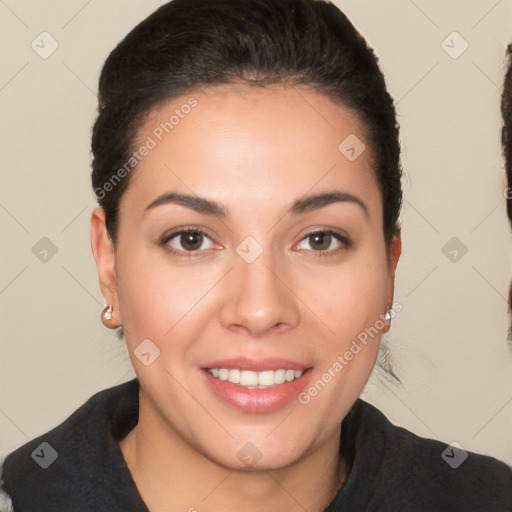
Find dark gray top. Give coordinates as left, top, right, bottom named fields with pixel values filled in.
left=1, top=379, right=511, bottom=511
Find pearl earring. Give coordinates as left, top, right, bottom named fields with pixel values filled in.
left=101, top=305, right=114, bottom=327
left=382, top=306, right=393, bottom=333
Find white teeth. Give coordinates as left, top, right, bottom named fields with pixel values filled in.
left=207, top=368, right=304, bottom=387
left=258, top=370, right=275, bottom=386
left=239, top=370, right=258, bottom=386
left=274, top=369, right=286, bottom=385
left=228, top=369, right=241, bottom=384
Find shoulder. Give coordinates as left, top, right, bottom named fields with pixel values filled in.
left=0, top=379, right=140, bottom=511
left=352, top=399, right=512, bottom=510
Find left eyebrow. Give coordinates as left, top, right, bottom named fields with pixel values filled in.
left=145, top=193, right=228, bottom=218
left=289, top=191, right=369, bottom=219
left=144, top=190, right=369, bottom=219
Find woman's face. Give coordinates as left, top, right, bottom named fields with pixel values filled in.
left=92, top=84, right=401, bottom=470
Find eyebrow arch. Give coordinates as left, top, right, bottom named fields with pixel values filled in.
left=144, top=191, right=369, bottom=219
left=290, top=191, right=368, bottom=218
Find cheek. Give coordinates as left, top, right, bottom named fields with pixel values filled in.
left=297, top=254, right=388, bottom=414
left=114, top=243, right=173, bottom=339
left=115, top=244, right=224, bottom=345
left=305, top=254, right=389, bottom=343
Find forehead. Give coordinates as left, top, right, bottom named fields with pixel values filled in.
left=122, top=84, right=381, bottom=218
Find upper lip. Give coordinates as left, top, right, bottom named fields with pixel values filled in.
left=202, top=357, right=311, bottom=372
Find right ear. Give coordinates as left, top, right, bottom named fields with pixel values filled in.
left=90, top=206, right=122, bottom=326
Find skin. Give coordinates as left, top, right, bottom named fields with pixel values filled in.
left=91, top=84, right=401, bottom=512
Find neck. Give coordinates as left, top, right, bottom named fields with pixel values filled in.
left=119, top=390, right=349, bottom=512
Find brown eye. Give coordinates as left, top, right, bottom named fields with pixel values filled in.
left=308, top=232, right=332, bottom=251
left=296, top=229, right=351, bottom=255
left=161, top=228, right=215, bottom=254
left=179, top=232, right=204, bottom=251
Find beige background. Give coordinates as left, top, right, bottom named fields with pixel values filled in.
left=1, top=0, right=511, bottom=466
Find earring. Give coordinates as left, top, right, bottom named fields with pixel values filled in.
left=382, top=305, right=392, bottom=333
left=101, top=305, right=115, bottom=328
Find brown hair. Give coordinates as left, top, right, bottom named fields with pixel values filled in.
left=91, top=0, right=403, bottom=248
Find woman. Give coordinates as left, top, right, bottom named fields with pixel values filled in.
left=1, top=0, right=511, bottom=510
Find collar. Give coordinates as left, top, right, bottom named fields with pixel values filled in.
left=1, top=379, right=387, bottom=511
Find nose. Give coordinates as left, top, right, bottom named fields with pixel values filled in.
left=219, top=248, right=301, bottom=337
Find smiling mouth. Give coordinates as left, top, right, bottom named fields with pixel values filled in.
left=205, top=368, right=305, bottom=389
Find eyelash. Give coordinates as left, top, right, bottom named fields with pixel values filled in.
left=159, top=227, right=352, bottom=259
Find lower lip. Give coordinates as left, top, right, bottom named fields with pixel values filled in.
left=202, top=369, right=313, bottom=413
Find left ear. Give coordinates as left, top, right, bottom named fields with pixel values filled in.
left=386, top=233, right=402, bottom=305
left=90, top=206, right=122, bottom=328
